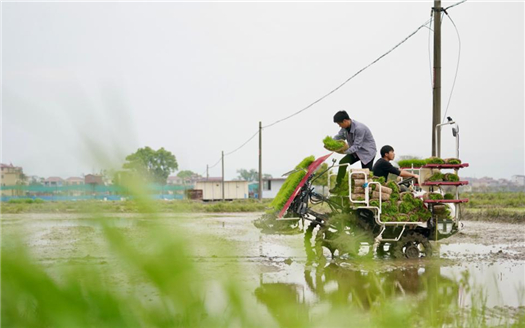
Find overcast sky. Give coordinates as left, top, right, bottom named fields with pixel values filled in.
left=2, top=1, right=524, bottom=180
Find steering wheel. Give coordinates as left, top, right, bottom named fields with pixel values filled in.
left=397, top=177, right=415, bottom=187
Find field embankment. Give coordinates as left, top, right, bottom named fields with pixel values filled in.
left=1, top=192, right=524, bottom=223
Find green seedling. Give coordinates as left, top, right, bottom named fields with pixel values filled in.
left=323, top=136, right=346, bottom=151
left=444, top=193, right=455, bottom=200
left=443, top=173, right=460, bottom=182
left=397, top=159, right=427, bottom=168
left=269, top=155, right=315, bottom=212
left=427, top=172, right=444, bottom=182
left=425, top=157, right=445, bottom=164
left=428, top=193, right=444, bottom=200
left=445, top=158, right=462, bottom=164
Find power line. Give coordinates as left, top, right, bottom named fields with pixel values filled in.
left=206, top=130, right=258, bottom=172
left=445, top=0, right=467, bottom=11
left=262, top=18, right=432, bottom=129
left=206, top=17, right=435, bottom=167
left=442, top=11, right=462, bottom=123
left=224, top=130, right=259, bottom=156
left=208, top=157, right=221, bottom=169
left=205, top=0, right=468, bottom=169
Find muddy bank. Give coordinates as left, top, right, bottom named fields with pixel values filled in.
left=440, top=220, right=525, bottom=261
left=462, top=208, right=525, bottom=224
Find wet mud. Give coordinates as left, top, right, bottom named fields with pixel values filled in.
left=2, top=213, right=524, bottom=317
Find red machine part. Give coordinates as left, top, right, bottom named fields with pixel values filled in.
left=278, top=153, right=333, bottom=219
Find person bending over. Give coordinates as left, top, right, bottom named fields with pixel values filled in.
left=327, top=110, right=377, bottom=193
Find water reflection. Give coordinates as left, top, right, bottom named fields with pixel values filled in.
left=255, top=262, right=461, bottom=325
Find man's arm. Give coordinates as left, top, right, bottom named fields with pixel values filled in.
left=345, top=127, right=365, bottom=155
left=333, top=129, right=345, bottom=141
left=383, top=162, right=419, bottom=180
left=399, top=169, right=419, bottom=180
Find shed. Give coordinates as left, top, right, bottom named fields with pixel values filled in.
left=195, top=179, right=249, bottom=201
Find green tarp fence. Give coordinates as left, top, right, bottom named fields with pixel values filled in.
left=0, top=184, right=193, bottom=193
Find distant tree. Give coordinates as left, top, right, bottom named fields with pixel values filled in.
left=99, top=169, right=114, bottom=185
left=176, top=170, right=201, bottom=185
left=123, top=147, right=178, bottom=184
left=313, top=163, right=329, bottom=194
left=177, top=170, right=196, bottom=179
left=237, top=169, right=258, bottom=181
left=263, top=174, right=273, bottom=180
left=29, top=177, right=43, bottom=186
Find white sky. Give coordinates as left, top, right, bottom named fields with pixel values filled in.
left=1, top=1, right=524, bottom=180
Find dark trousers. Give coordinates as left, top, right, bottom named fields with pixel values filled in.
left=336, top=154, right=375, bottom=186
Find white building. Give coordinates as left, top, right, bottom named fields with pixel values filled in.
left=195, top=179, right=249, bottom=201
left=262, top=178, right=286, bottom=199
left=511, top=175, right=525, bottom=186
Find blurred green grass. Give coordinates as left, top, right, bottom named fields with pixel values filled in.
left=4, top=218, right=523, bottom=327
left=1, top=199, right=272, bottom=214
left=2, top=181, right=525, bottom=326
left=464, top=192, right=525, bottom=208
left=462, top=192, right=525, bottom=223
left=2, top=193, right=524, bottom=223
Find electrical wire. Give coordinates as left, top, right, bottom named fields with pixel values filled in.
left=445, top=0, right=467, bottom=11
left=224, top=130, right=259, bottom=156
left=206, top=129, right=258, bottom=170
left=205, top=0, right=468, bottom=168
left=442, top=11, right=462, bottom=123
left=207, top=17, right=435, bottom=165
left=208, top=157, right=222, bottom=169
left=262, top=18, right=432, bottom=130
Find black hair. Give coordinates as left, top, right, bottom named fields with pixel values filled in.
left=333, top=111, right=350, bottom=123
left=380, top=145, right=394, bottom=157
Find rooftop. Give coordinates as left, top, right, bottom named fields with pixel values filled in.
left=46, top=177, right=64, bottom=182
left=1, top=163, right=22, bottom=169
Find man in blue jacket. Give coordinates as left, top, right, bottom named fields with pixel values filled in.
left=326, top=110, right=377, bottom=193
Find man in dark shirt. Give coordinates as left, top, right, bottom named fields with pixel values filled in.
left=373, top=145, right=419, bottom=182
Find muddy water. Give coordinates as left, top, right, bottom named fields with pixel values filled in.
left=2, top=213, right=524, bottom=314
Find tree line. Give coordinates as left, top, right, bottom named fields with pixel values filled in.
left=114, top=147, right=276, bottom=185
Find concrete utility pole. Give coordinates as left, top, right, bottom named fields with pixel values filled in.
left=206, top=164, right=209, bottom=180
left=432, top=0, right=442, bottom=157
left=221, top=151, right=225, bottom=201
left=258, top=121, right=262, bottom=201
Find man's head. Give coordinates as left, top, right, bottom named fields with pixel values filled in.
left=381, top=145, right=395, bottom=161
left=333, top=111, right=351, bottom=129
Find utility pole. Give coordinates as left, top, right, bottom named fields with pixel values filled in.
left=221, top=151, right=225, bottom=201
left=432, top=0, right=442, bottom=156
left=206, top=164, right=209, bottom=181
left=258, top=121, right=262, bottom=201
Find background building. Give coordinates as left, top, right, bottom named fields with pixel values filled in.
left=43, top=177, right=64, bottom=187
left=195, top=178, right=249, bottom=201
left=1, top=163, right=25, bottom=196
left=66, top=177, right=84, bottom=185
left=261, top=178, right=286, bottom=199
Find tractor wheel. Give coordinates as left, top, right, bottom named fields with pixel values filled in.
left=304, top=221, right=319, bottom=264
left=390, top=232, right=433, bottom=259
left=324, top=214, right=374, bottom=259
left=376, top=242, right=390, bottom=258
left=304, top=221, right=332, bottom=264
left=314, top=225, right=335, bottom=265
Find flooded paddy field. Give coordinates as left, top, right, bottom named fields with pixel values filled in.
left=2, top=212, right=524, bottom=326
